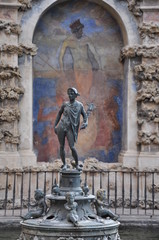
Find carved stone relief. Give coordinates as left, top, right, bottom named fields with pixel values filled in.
left=0, top=86, right=24, bottom=100
left=0, top=20, right=21, bottom=35
left=0, top=108, right=20, bottom=123
left=134, top=63, right=159, bottom=81
left=137, top=108, right=159, bottom=123
left=139, top=22, right=159, bottom=39
left=126, top=0, right=142, bottom=17
left=137, top=131, right=159, bottom=145
left=0, top=64, right=21, bottom=80
left=0, top=44, right=37, bottom=56
left=120, top=45, right=159, bottom=61
left=0, top=130, right=20, bottom=144
left=136, top=81, right=159, bottom=103
left=18, top=0, right=32, bottom=11
left=0, top=62, right=24, bottom=148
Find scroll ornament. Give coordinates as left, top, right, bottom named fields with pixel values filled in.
left=0, top=20, right=21, bottom=35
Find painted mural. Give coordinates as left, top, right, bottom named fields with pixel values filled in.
left=33, top=0, right=124, bottom=163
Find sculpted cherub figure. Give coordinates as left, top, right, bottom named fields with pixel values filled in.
left=94, top=189, right=119, bottom=221
left=64, top=192, right=79, bottom=226
left=22, top=189, right=47, bottom=220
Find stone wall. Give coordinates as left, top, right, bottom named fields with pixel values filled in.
left=0, top=0, right=158, bottom=171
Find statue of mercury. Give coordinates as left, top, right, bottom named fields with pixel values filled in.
left=54, top=87, right=88, bottom=170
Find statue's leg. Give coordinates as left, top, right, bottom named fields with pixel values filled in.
left=67, top=130, right=79, bottom=170
left=104, top=209, right=119, bottom=220
left=57, top=128, right=66, bottom=169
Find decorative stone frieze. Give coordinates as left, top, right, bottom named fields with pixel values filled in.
left=18, top=0, right=32, bottom=11
left=0, top=130, right=20, bottom=144
left=120, top=45, right=159, bottom=61
left=0, top=20, right=21, bottom=35
left=0, top=43, right=37, bottom=56
left=134, top=63, right=159, bottom=81
left=0, top=108, right=20, bottom=123
left=137, top=131, right=159, bottom=145
left=126, top=0, right=142, bottom=17
left=139, top=22, right=159, bottom=39
left=0, top=86, right=24, bottom=100
left=136, top=81, right=159, bottom=103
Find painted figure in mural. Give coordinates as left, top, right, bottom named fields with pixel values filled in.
left=64, top=192, right=79, bottom=226
left=94, top=189, right=119, bottom=221
left=22, top=189, right=47, bottom=220
left=54, top=87, right=88, bottom=171
left=59, top=19, right=100, bottom=96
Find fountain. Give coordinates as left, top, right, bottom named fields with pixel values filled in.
left=19, top=87, right=120, bottom=240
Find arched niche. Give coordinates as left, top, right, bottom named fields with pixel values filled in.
left=19, top=0, right=140, bottom=164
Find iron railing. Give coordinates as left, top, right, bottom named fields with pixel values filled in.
left=0, top=169, right=159, bottom=217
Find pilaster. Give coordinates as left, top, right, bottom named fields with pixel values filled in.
left=0, top=0, right=36, bottom=168
left=120, top=0, right=159, bottom=170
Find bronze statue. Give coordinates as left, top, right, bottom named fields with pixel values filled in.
left=94, top=189, right=119, bottom=221
left=54, top=87, right=88, bottom=171
left=22, top=189, right=47, bottom=220
left=64, top=192, right=79, bottom=226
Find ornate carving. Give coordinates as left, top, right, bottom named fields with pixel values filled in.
left=0, top=44, right=37, bottom=56
left=127, top=0, right=142, bottom=17
left=18, top=0, right=32, bottom=11
left=136, top=81, right=159, bottom=103
left=137, top=109, right=159, bottom=123
left=0, top=130, right=20, bottom=144
left=139, top=22, right=159, bottom=39
left=137, top=131, right=159, bottom=145
left=120, top=45, right=159, bottom=61
left=20, top=43, right=38, bottom=56
left=0, top=108, right=20, bottom=123
left=0, top=64, right=21, bottom=80
left=134, top=63, right=159, bottom=81
left=0, top=86, right=24, bottom=100
left=0, top=20, right=21, bottom=35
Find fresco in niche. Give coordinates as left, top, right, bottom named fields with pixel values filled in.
left=33, top=0, right=124, bottom=163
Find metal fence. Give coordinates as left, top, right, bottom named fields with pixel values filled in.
left=0, top=169, right=159, bottom=217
